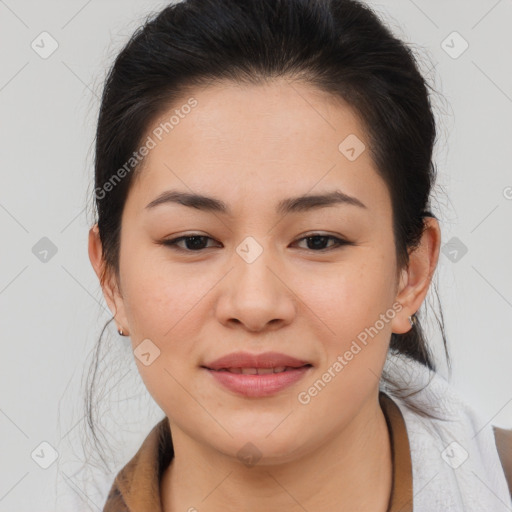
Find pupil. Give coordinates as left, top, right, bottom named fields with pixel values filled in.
left=308, top=236, right=328, bottom=250
left=187, top=236, right=207, bottom=250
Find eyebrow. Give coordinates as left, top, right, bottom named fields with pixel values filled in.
left=145, top=189, right=367, bottom=215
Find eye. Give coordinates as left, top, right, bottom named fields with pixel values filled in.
left=292, top=234, right=352, bottom=252
left=160, top=232, right=351, bottom=253
left=160, top=235, right=221, bottom=252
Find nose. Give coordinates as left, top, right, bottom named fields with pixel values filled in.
left=214, top=244, right=297, bottom=333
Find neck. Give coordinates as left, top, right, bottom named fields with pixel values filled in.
left=161, top=392, right=392, bottom=512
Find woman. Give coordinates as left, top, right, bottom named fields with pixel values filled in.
left=87, top=0, right=512, bottom=510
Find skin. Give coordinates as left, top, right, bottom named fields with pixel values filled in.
left=89, top=78, right=441, bottom=512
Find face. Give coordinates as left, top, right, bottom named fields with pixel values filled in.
left=91, top=78, right=429, bottom=464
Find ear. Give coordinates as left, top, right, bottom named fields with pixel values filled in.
left=391, top=217, right=441, bottom=334
left=88, top=223, right=130, bottom=335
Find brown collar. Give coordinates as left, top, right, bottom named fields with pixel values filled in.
left=379, top=391, right=414, bottom=512
left=103, top=391, right=413, bottom=511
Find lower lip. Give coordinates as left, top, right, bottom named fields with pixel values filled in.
left=204, top=366, right=312, bottom=398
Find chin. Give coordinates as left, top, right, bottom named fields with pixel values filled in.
left=206, top=426, right=311, bottom=467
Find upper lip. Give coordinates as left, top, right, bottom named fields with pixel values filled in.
left=203, top=351, right=312, bottom=370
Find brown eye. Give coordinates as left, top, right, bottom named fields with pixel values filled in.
left=161, top=235, right=220, bottom=252
left=293, top=234, right=352, bottom=252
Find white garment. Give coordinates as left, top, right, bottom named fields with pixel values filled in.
left=380, top=351, right=512, bottom=511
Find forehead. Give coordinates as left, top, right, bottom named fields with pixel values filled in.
left=128, top=79, right=391, bottom=216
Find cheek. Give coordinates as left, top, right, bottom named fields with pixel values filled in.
left=293, top=254, right=396, bottom=418
left=299, top=254, right=397, bottom=411
left=120, top=261, right=210, bottom=413
left=299, top=250, right=397, bottom=339
left=121, top=248, right=209, bottom=339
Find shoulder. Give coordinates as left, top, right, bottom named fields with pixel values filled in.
left=102, top=417, right=173, bottom=511
left=381, top=353, right=512, bottom=506
left=103, top=483, right=128, bottom=512
left=493, top=426, right=512, bottom=497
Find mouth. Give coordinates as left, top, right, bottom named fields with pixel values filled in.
left=201, top=352, right=313, bottom=397
left=209, top=365, right=312, bottom=374
left=202, top=351, right=312, bottom=371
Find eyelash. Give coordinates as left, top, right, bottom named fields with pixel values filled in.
left=160, top=233, right=353, bottom=253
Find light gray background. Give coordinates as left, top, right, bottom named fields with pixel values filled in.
left=1, top=0, right=511, bottom=510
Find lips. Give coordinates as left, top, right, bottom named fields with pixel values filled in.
left=216, top=366, right=296, bottom=374
left=202, top=351, right=312, bottom=372
left=202, top=351, right=313, bottom=397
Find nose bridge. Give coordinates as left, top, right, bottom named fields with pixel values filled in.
left=216, top=233, right=296, bottom=330
left=233, top=234, right=279, bottom=298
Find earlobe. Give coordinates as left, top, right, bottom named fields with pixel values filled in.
left=391, top=217, right=441, bottom=334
